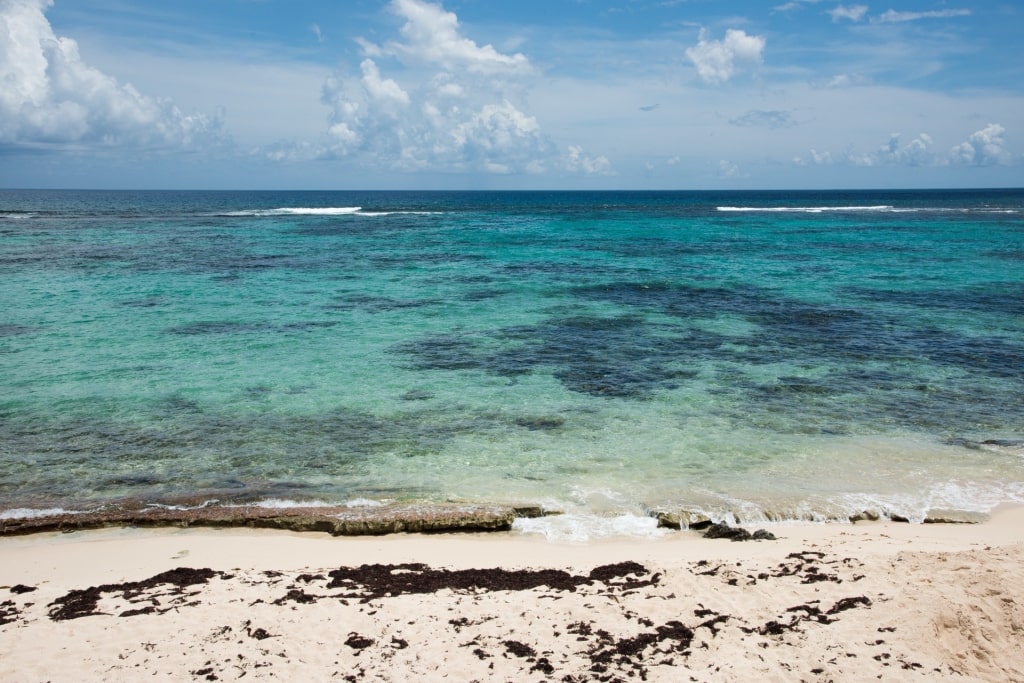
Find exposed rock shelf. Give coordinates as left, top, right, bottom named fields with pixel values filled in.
left=0, top=502, right=547, bottom=537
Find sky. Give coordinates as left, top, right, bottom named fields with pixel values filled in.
left=1, top=0, right=1022, bottom=190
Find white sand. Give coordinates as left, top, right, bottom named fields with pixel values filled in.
left=2, top=506, right=1023, bottom=681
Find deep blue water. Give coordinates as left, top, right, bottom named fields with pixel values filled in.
left=2, top=189, right=1023, bottom=532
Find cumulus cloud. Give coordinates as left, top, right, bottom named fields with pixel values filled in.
left=877, top=9, right=971, bottom=23
left=357, top=59, right=410, bottom=107
left=873, top=132, right=935, bottom=166
left=717, top=160, right=743, bottom=178
left=829, top=5, right=869, bottom=22
left=950, top=123, right=1010, bottom=166
left=373, top=0, right=530, bottom=75
left=685, top=29, right=766, bottom=85
left=0, top=0, right=224, bottom=150
left=563, top=145, right=612, bottom=175
left=318, top=0, right=608, bottom=175
left=807, top=149, right=834, bottom=165
left=795, top=126, right=1016, bottom=168
left=795, top=132, right=937, bottom=167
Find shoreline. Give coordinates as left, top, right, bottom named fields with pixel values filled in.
left=2, top=505, right=1022, bottom=681
left=3, top=502, right=1022, bottom=576
left=0, top=494, right=999, bottom=539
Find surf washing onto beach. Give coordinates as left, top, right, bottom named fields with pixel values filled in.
left=1, top=189, right=1023, bottom=539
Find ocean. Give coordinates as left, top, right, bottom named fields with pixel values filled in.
left=2, top=189, right=1023, bottom=538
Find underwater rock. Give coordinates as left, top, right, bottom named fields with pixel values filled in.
left=400, top=389, right=435, bottom=401
left=514, top=416, right=565, bottom=430
left=981, top=438, right=1024, bottom=448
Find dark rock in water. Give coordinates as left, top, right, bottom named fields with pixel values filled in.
left=946, top=437, right=1024, bottom=453
left=514, top=415, right=565, bottom=430
left=400, top=389, right=434, bottom=401
left=981, top=439, right=1024, bottom=447
left=849, top=510, right=881, bottom=523
left=654, top=510, right=711, bottom=530
left=512, top=505, right=548, bottom=519
left=655, top=511, right=681, bottom=530
left=851, top=509, right=978, bottom=528
left=0, top=324, right=39, bottom=337
left=102, top=473, right=163, bottom=487
left=213, top=478, right=248, bottom=490
left=9, top=584, right=37, bottom=594
left=945, top=437, right=982, bottom=450
left=703, top=522, right=775, bottom=542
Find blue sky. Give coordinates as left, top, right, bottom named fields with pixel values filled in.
left=1, top=0, right=1022, bottom=189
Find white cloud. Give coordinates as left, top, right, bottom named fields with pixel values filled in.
left=0, top=0, right=224, bottom=149
left=877, top=9, right=971, bottom=23
left=375, top=0, right=530, bottom=75
left=718, top=159, right=743, bottom=178
left=950, top=123, right=1010, bottom=166
left=316, top=0, right=609, bottom=176
left=774, top=0, right=823, bottom=12
left=563, top=145, right=612, bottom=175
left=873, top=132, right=935, bottom=166
left=829, top=5, right=869, bottom=22
left=809, top=149, right=834, bottom=165
left=823, top=73, right=870, bottom=88
left=450, top=100, right=548, bottom=173
left=358, top=59, right=410, bottom=107
left=808, top=132, right=936, bottom=166
left=795, top=127, right=1013, bottom=168
left=685, top=29, right=766, bottom=85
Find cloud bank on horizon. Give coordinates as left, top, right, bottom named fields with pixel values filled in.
left=0, top=0, right=1021, bottom=189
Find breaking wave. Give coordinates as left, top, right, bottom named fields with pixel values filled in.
left=218, top=207, right=443, bottom=217
left=717, top=205, right=1018, bottom=214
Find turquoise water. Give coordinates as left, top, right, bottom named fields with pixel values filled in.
left=2, top=189, right=1023, bottom=529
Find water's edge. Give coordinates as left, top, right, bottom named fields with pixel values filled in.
left=0, top=498, right=987, bottom=539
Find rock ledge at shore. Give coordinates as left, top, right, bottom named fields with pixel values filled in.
left=0, top=502, right=547, bottom=537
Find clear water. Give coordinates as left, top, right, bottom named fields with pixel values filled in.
left=2, top=189, right=1023, bottom=528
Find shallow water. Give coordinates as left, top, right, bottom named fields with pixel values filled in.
left=2, top=189, right=1023, bottom=532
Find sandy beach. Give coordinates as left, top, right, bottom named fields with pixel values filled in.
left=2, top=507, right=1023, bottom=682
